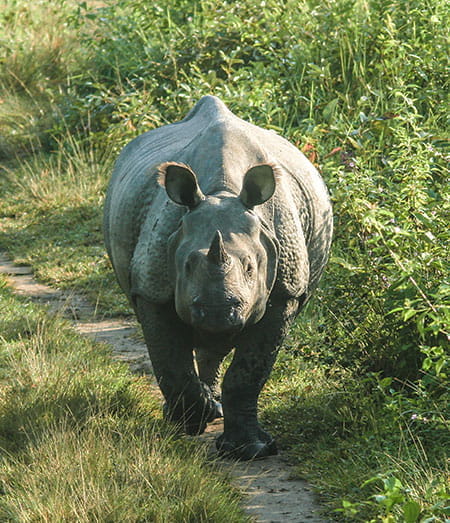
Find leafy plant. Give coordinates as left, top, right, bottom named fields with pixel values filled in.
left=339, top=474, right=449, bottom=522
left=0, top=0, right=448, bottom=520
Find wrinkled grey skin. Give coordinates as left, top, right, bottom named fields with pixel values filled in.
left=104, top=96, right=333, bottom=460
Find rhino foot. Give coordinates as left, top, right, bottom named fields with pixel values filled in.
left=216, top=429, right=278, bottom=460
left=163, top=399, right=223, bottom=436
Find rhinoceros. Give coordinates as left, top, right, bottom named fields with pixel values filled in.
left=104, top=95, right=332, bottom=459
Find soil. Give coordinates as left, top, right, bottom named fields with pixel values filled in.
left=0, top=252, right=329, bottom=522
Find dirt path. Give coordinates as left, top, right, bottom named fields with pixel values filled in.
left=0, top=253, right=328, bottom=523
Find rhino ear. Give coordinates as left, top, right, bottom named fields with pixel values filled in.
left=239, top=163, right=280, bottom=208
left=158, top=162, right=205, bottom=209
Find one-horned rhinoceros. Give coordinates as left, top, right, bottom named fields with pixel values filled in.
left=104, top=95, right=333, bottom=460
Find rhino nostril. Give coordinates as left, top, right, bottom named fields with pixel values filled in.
left=191, top=297, right=206, bottom=323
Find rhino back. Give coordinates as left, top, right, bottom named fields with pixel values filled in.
left=205, top=108, right=333, bottom=298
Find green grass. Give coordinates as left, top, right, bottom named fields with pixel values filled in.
left=0, top=277, right=247, bottom=521
left=262, top=350, right=449, bottom=520
left=0, top=0, right=449, bottom=520
left=0, top=135, right=130, bottom=316
left=0, top=0, right=85, bottom=157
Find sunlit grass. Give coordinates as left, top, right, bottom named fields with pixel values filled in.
left=0, top=278, right=246, bottom=521
left=0, top=0, right=448, bottom=520
left=3, top=135, right=111, bottom=208
left=0, top=134, right=128, bottom=315
left=1, top=422, right=245, bottom=522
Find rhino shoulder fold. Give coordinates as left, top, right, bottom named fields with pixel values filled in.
left=130, top=199, right=184, bottom=305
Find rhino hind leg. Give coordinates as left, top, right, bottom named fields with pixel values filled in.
left=135, top=297, right=218, bottom=435
left=217, top=298, right=298, bottom=460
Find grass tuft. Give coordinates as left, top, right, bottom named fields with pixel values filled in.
left=0, top=0, right=448, bottom=519
left=0, top=277, right=246, bottom=521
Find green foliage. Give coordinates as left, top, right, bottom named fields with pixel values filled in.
left=0, top=0, right=448, bottom=520
left=339, top=474, right=449, bottom=522
left=0, top=0, right=87, bottom=156
left=263, top=353, right=449, bottom=521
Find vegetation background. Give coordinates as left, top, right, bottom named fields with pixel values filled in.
left=0, top=0, right=448, bottom=521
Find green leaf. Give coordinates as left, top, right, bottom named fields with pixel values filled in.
left=383, top=476, right=403, bottom=493
left=323, top=98, right=339, bottom=122
left=380, top=377, right=393, bottom=388
left=412, top=212, right=433, bottom=226
left=422, top=357, right=433, bottom=371
left=361, top=475, right=381, bottom=488
left=403, top=308, right=418, bottom=321
left=329, top=256, right=363, bottom=273
left=387, top=274, right=410, bottom=292
left=402, top=500, right=421, bottom=522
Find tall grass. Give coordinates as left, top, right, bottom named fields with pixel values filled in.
left=2, top=423, right=244, bottom=522
left=0, top=278, right=246, bottom=521
left=4, top=135, right=111, bottom=208
left=0, top=131, right=126, bottom=314
left=0, top=0, right=86, bottom=157
left=0, top=0, right=448, bottom=520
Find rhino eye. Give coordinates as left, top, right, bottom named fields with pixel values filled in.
left=242, top=258, right=254, bottom=279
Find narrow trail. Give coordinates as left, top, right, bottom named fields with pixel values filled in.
left=0, top=252, right=328, bottom=523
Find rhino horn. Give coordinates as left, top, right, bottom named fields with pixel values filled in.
left=207, top=231, right=230, bottom=266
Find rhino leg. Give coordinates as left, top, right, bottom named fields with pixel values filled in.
left=135, top=297, right=218, bottom=435
left=195, top=348, right=228, bottom=418
left=217, top=298, right=298, bottom=460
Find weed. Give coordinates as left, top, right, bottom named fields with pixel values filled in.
left=0, top=0, right=448, bottom=519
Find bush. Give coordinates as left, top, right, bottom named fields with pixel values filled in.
left=1, top=0, right=448, bottom=519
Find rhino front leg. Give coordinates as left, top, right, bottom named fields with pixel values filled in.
left=135, top=297, right=218, bottom=435
left=217, top=298, right=298, bottom=460
left=195, top=347, right=230, bottom=419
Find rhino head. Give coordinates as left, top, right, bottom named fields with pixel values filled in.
left=158, top=162, right=280, bottom=335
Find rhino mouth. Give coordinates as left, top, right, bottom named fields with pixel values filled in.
left=190, top=297, right=245, bottom=334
